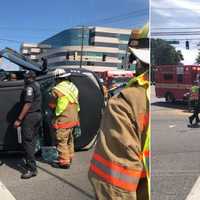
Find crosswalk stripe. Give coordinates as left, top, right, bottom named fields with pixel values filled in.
left=0, top=181, right=16, bottom=200
left=185, top=176, right=200, bottom=200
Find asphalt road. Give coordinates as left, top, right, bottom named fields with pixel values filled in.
left=151, top=86, right=200, bottom=200
left=1, top=87, right=200, bottom=200
left=0, top=149, right=95, bottom=200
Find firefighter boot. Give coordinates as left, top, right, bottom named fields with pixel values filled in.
left=51, top=161, right=70, bottom=169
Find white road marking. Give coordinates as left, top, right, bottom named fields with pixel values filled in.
left=0, top=181, right=16, bottom=200
left=169, top=124, right=176, bottom=128
left=185, top=176, right=200, bottom=200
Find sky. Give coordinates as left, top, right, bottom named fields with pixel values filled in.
left=151, top=0, right=200, bottom=48
left=0, top=0, right=149, bottom=51
left=151, top=0, right=200, bottom=64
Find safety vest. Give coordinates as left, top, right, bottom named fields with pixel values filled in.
left=53, top=81, right=80, bottom=116
left=190, top=85, right=199, bottom=101
left=128, top=71, right=150, bottom=197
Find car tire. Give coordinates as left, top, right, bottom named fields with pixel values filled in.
left=165, top=93, right=175, bottom=103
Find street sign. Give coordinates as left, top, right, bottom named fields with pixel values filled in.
left=167, top=40, right=180, bottom=45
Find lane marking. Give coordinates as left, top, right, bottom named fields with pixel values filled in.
left=0, top=181, right=16, bottom=200
left=185, top=176, right=200, bottom=200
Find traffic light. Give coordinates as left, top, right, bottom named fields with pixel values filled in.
left=186, top=41, right=189, bottom=49
left=102, top=54, right=106, bottom=61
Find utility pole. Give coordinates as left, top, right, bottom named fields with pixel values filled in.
left=80, top=26, right=84, bottom=68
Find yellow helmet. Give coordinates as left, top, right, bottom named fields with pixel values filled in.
left=128, top=23, right=149, bottom=64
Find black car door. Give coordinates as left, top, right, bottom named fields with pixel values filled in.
left=0, top=80, right=24, bottom=150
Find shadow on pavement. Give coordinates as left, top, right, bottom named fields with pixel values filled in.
left=0, top=153, right=94, bottom=200
left=151, top=101, right=191, bottom=113
left=37, top=165, right=95, bottom=200
left=0, top=153, right=26, bottom=174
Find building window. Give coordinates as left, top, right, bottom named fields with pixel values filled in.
left=66, top=52, right=69, bottom=60
left=87, top=61, right=94, bottom=66
left=119, top=34, right=130, bottom=41
left=177, top=74, right=183, bottom=82
left=163, top=74, right=173, bottom=80
left=94, top=32, right=117, bottom=38
left=94, top=42, right=119, bottom=48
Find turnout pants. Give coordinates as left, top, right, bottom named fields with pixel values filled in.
left=189, top=103, right=200, bottom=124
left=90, top=176, right=149, bottom=200
left=89, top=176, right=148, bottom=200
left=22, top=112, right=41, bottom=172
left=56, top=128, right=74, bottom=165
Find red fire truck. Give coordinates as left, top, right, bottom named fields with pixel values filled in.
left=92, top=68, right=134, bottom=89
left=155, top=64, right=200, bottom=102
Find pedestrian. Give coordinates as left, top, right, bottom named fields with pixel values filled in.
left=50, top=76, right=80, bottom=169
left=14, top=70, right=42, bottom=179
left=188, top=80, right=200, bottom=126
left=88, top=24, right=150, bottom=200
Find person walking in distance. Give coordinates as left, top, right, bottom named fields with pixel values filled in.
left=189, top=80, right=200, bottom=126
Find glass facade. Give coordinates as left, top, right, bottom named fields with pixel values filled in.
left=22, top=26, right=132, bottom=70
left=47, top=51, right=120, bottom=60
left=48, top=60, right=119, bottom=68
left=119, top=44, right=128, bottom=51
left=119, top=34, right=130, bottom=41
left=41, top=27, right=90, bottom=47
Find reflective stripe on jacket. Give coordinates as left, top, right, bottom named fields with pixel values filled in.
left=53, top=103, right=80, bottom=130
left=90, top=152, right=146, bottom=192
left=89, top=72, right=149, bottom=192
left=130, top=72, right=150, bottom=196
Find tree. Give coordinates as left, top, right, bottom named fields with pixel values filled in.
left=196, top=50, right=200, bottom=64
left=151, top=39, right=183, bottom=66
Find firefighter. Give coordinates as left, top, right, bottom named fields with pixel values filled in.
left=88, top=24, right=150, bottom=200
left=14, top=70, right=42, bottom=179
left=188, top=81, right=200, bottom=126
left=51, top=76, right=80, bottom=168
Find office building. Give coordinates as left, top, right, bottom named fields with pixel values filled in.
left=21, top=26, right=132, bottom=70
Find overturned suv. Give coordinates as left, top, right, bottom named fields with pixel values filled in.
left=0, top=48, right=104, bottom=151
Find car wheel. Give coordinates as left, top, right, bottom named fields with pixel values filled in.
left=165, top=93, right=175, bottom=103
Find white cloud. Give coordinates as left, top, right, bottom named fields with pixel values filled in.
left=151, top=0, right=200, bottom=28
left=179, top=49, right=199, bottom=65
left=151, top=0, right=200, bottom=49
left=167, top=0, right=200, bottom=14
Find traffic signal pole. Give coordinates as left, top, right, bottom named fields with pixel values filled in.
left=80, top=26, right=84, bottom=68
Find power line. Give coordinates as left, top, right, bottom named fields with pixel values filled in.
left=152, top=31, right=200, bottom=36
left=152, top=27, right=200, bottom=30
left=0, top=9, right=148, bottom=33
left=152, top=38, right=200, bottom=41
left=86, top=9, right=148, bottom=26
left=0, top=38, right=23, bottom=44
left=152, top=7, right=200, bottom=10
left=0, top=9, right=148, bottom=45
